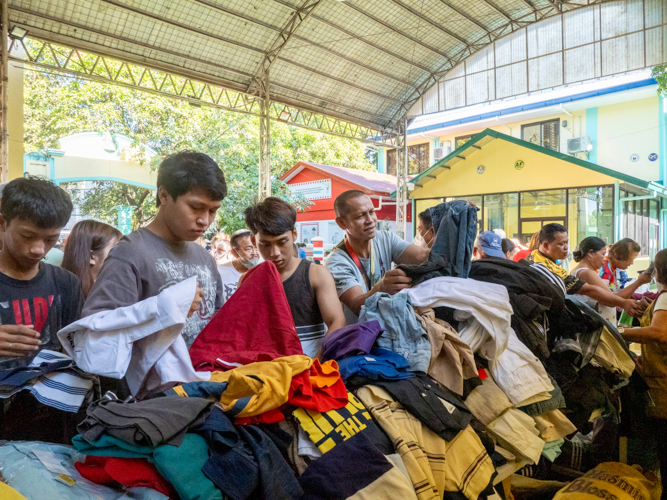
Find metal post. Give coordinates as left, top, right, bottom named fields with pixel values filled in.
left=258, top=71, right=271, bottom=200
left=0, top=0, right=8, bottom=182
left=614, top=180, right=621, bottom=241
left=395, top=118, right=408, bottom=239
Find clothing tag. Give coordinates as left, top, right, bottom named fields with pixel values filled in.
left=55, top=474, right=76, bottom=487
left=364, top=357, right=376, bottom=362
left=478, top=368, right=488, bottom=379
left=438, top=397, right=456, bottom=414
left=31, top=448, right=71, bottom=476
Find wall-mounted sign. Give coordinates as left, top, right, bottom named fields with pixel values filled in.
left=290, top=179, right=332, bottom=200
left=630, top=154, right=639, bottom=162
left=477, top=165, right=486, bottom=174
left=514, top=160, right=525, bottom=170
left=300, top=222, right=320, bottom=244
left=649, top=153, right=658, bottom=162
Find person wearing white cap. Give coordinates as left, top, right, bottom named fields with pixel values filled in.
left=473, top=231, right=507, bottom=260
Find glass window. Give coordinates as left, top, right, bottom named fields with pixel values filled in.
left=386, top=143, right=431, bottom=176
left=567, top=186, right=613, bottom=247
left=484, top=193, right=519, bottom=239
left=455, top=135, right=474, bottom=149
left=621, top=196, right=659, bottom=257
left=520, top=190, right=566, bottom=219
left=521, top=119, right=560, bottom=151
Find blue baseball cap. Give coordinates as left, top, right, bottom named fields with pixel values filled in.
left=477, top=231, right=506, bottom=258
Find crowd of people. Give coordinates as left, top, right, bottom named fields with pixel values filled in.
left=0, top=150, right=665, bottom=500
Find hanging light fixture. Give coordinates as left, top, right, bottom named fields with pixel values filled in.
left=9, top=26, right=28, bottom=40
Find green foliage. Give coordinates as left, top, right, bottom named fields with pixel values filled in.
left=24, top=69, right=375, bottom=231
left=652, top=64, right=667, bottom=97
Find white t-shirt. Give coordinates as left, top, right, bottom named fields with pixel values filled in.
left=217, top=261, right=243, bottom=305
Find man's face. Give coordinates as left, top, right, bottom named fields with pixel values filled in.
left=543, top=231, right=569, bottom=261
left=233, top=235, right=259, bottom=261
left=159, top=187, right=221, bottom=242
left=253, top=228, right=296, bottom=272
left=0, top=216, right=60, bottom=271
left=336, top=195, right=378, bottom=241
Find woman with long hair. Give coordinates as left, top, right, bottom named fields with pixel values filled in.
left=620, top=248, right=667, bottom=499
left=62, top=220, right=122, bottom=297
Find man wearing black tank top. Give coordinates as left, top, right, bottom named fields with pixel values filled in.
left=244, top=198, right=345, bottom=358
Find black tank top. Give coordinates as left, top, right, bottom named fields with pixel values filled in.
left=282, top=259, right=326, bottom=357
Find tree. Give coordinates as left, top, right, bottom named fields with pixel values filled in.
left=24, top=68, right=375, bottom=232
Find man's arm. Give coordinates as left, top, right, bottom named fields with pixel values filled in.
left=396, top=244, right=429, bottom=265
left=578, top=283, right=642, bottom=316
left=339, top=270, right=413, bottom=316
left=622, top=309, right=667, bottom=344
left=310, top=265, right=346, bottom=333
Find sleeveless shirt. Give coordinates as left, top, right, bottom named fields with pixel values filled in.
left=282, top=259, right=326, bottom=358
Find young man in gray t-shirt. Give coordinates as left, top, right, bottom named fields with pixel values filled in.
left=83, top=151, right=226, bottom=347
left=325, top=191, right=429, bottom=324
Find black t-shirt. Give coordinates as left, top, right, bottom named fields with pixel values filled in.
left=0, top=263, right=84, bottom=369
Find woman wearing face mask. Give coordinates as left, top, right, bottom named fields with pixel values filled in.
left=61, top=220, right=122, bottom=298
left=571, top=237, right=652, bottom=322
left=415, top=209, right=435, bottom=249
left=217, top=229, right=260, bottom=304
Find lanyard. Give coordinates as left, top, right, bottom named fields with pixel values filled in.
left=344, top=238, right=378, bottom=290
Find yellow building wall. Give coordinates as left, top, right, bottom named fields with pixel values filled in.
left=411, top=138, right=618, bottom=200
left=7, top=60, right=24, bottom=180
left=413, top=96, right=661, bottom=183
left=596, top=96, right=659, bottom=181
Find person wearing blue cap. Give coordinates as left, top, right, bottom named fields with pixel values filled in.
left=473, top=231, right=507, bottom=260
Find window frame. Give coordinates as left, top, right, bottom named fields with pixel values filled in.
left=521, top=119, right=560, bottom=152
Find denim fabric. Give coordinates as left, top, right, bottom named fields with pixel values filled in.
left=237, top=425, right=303, bottom=500
left=197, top=406, right=258, bottom=500
left=359, top=293, right=430, bottom=373
left=430, top=200, right=479, bottom=280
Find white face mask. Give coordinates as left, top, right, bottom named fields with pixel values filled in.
left=414, top=229, right=433, bottom=249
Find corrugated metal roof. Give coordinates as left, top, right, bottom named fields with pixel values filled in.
left=282, top=161, right=398, bottom=195
left=8, top=0, right=624, bottom=131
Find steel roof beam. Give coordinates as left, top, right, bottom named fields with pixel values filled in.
left=339, top=1, right=454, bottom=64
left=11, top=37, right=400, bottom=147
left=387, top=0, right=471, bottom=46
left=247, top=0, right=323, bottom=94
left=192, top=0, right=417, bottom=89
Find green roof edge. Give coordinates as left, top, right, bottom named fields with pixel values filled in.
left=390, top=128, right=666, bottom=198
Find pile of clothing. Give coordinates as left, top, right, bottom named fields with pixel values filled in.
left=0, top=201, right=648, bottom=499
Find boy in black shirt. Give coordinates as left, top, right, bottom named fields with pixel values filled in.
left=0, top=177, right=84, bottom=441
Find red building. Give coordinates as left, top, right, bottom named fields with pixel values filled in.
left=280, top=161, right=412, bottom=247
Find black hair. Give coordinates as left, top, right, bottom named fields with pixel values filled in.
left=538, top=223, right=568, bottom=244
left=501, top=238, right=516, bottom=254
left=654, top=249, right=667, bottom=285
left=230, top=230, right=251, bottom=249
left=572, top=236, right=606, bottom=262
left=156, top=151, right=227, bottom=207
left=334, top=190, right=367, bottom=218
left=609, top=238, right=641, bottom=261
left=0, top=176, right=72, bottom=229
left=62, top=220, right=122, bottom=297
left=244, top=197, right=297, bottom=236
left=418, top=209, right=433, bottom=229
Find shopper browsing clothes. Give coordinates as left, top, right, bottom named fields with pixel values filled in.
left=619, top=248, right=667, bottom=500
left=527, top=223, right=642, bottom=316
left=83, top=151, right=226, bottom=348
left=326, top=190, right=430, bottom=322
left=245, top=197, right=345, bottom=357
left=217, top=228, right=260, bottom=304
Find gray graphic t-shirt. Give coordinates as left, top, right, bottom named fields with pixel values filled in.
left=83, top=228, right=223, bottom=347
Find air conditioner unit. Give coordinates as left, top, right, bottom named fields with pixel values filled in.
left=434, top=146, right=451, bottom=161
left=567, top=136, right=592, bottom=154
